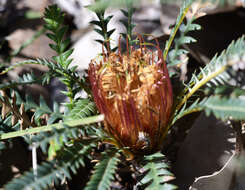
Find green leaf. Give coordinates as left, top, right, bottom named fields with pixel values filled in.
left=203, top=84, right=245, bottom=97
left=49, top=43, right=58, bottom=52
left=34, top=96, right=52, bottom=120
left=0, top=115, right=104, bottom=140
left=171, top=99, right=201, bottom=125
left=107, top=29, right=116, bottom=38
left=46, top=32, right=57, bottom=42
left=119, top=2, right=136, bottom=50
left=175, top=36, right=245, bottom=114
left=65, top=99, right=96, bottom=121
left=0, top=73, right=40, bottom=90
left=4, top=141, right=96, bottom=190
left=164, top=0, right=194, bottom=60
left=138, top=152, right=176, bottom=190
left=57, top=26, right=68, bottom=43
left=94, top=28, right=105, bottom=37
left=167, top=6, right=201, bottom=67
left=105, top=15, right=113, bottom=24
left=60, top=38, right=70, bottom=52
left=43, top=4, right=83, bottom=105
left=201, top=96, right=245, bottom=121
left=48, top=102, right=63, bottom=124
left=120, top=9, right=128, bottom=17
left=24, top=94, right=38, bottom=111
left=90, top=20, right=101, bottom=26
left=95, top=39, right=104, bottom=45
left=178, top=36, right=196, bottom=44
left=85, top=150, right=120, bottom=190
left=185, top=23, right=201, bottom=31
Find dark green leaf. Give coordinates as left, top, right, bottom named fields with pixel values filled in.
left=85, top=150, right=120, bottom=190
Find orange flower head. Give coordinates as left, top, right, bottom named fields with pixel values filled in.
left=88, top=37, right=173, bottom=154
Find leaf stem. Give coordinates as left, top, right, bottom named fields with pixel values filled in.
left=0, top=60, right=39, bottom=75
left=175, top=64, right=227, bottom=113
left=0, top=114, right=104, bottom=140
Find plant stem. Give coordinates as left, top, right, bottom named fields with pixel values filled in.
left=0, top=114, right=104, bottom=140
left=0, top=60, right=39, bottom=75
left=163, top=1, right=192, bottom=60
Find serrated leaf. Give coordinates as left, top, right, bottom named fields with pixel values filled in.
left=138, top=152, right=176, bottom=190
left=48, top=103, right=62, bottom=124
left=90, top=20, right=101, bottom=26
left=174, top=36, right=245, bottom=114
left=95, top=39, right=105, bottom=45
left=65, top=99, right=96, bottom=121
left=187, top=23, right=201, bottom=31
left=60, top=38, right=70, bottom=52
left=94, top=28, right=105, bottom=37
left=85, top=150, right=120, bottom=190
left=49, top=43, right=58, bottom=52
left=46, top=33, right=57, bottom=42
left=178, top=36, right=196, bottom=44
left=120, top=19, right=128, bottom=28
left=61, top=49, right=74, bottom=62
left=34, top=96, right=51, bottom=120
left=201, top=96, right=245, bottom=121
left=121, top=9, right=128, bottom=17
left=107, top=29, right=115, bottom=38
left=57, top=26, right=68, bottom=43
left=5, top=141, right=95, bottom=190
left=164, top=0, right=194, bottom=59
left=105, top=15, right=113, bottom=24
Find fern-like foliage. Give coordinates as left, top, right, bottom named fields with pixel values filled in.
left=204, top=85, right=245, bottom=97
left=48, top=98, right=97, bottom=158
left=0, top=60, right=38, bottom=75
left=1, top=5, right=88, bottom=109
left=85, top=149, right=120, bottom=190
left=44, top=5, right=85, bottom=108
left=175, top=36, right=245, bottom=110
left=90, top=1, right=116, bottom=52
left=120, top=0, right=136, bottom=49
left=0, top=73, right=40, bottom=90
left=64, top=98, right=96, bottom=121
left=173, top=94, right=245, bottom=123
left=4, top=140, right=96, bottom=190
left=172, top=36, right=245, bottom=124
left=37, top=58, right=89, bottom=95
left=168, top=15, right=201, bottom=66
left=171, top=99, right=201, bottom=125
left=0, top=115, right=13, bottom=152
left=138, top=152, right=176, bottom=190
left=44, top=5, right=71, bottom=64
left=163, top=0, right=194, bottom=60
left=200, top=96, right=245, bottom=121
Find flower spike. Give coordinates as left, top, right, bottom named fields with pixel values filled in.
left=88, top=36, right=173, bottom=155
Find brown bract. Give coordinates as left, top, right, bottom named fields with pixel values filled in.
left=88, top=40, right=173, bottom=155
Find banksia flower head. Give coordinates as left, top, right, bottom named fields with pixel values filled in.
left=88, top=37, right=173, bottom=155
